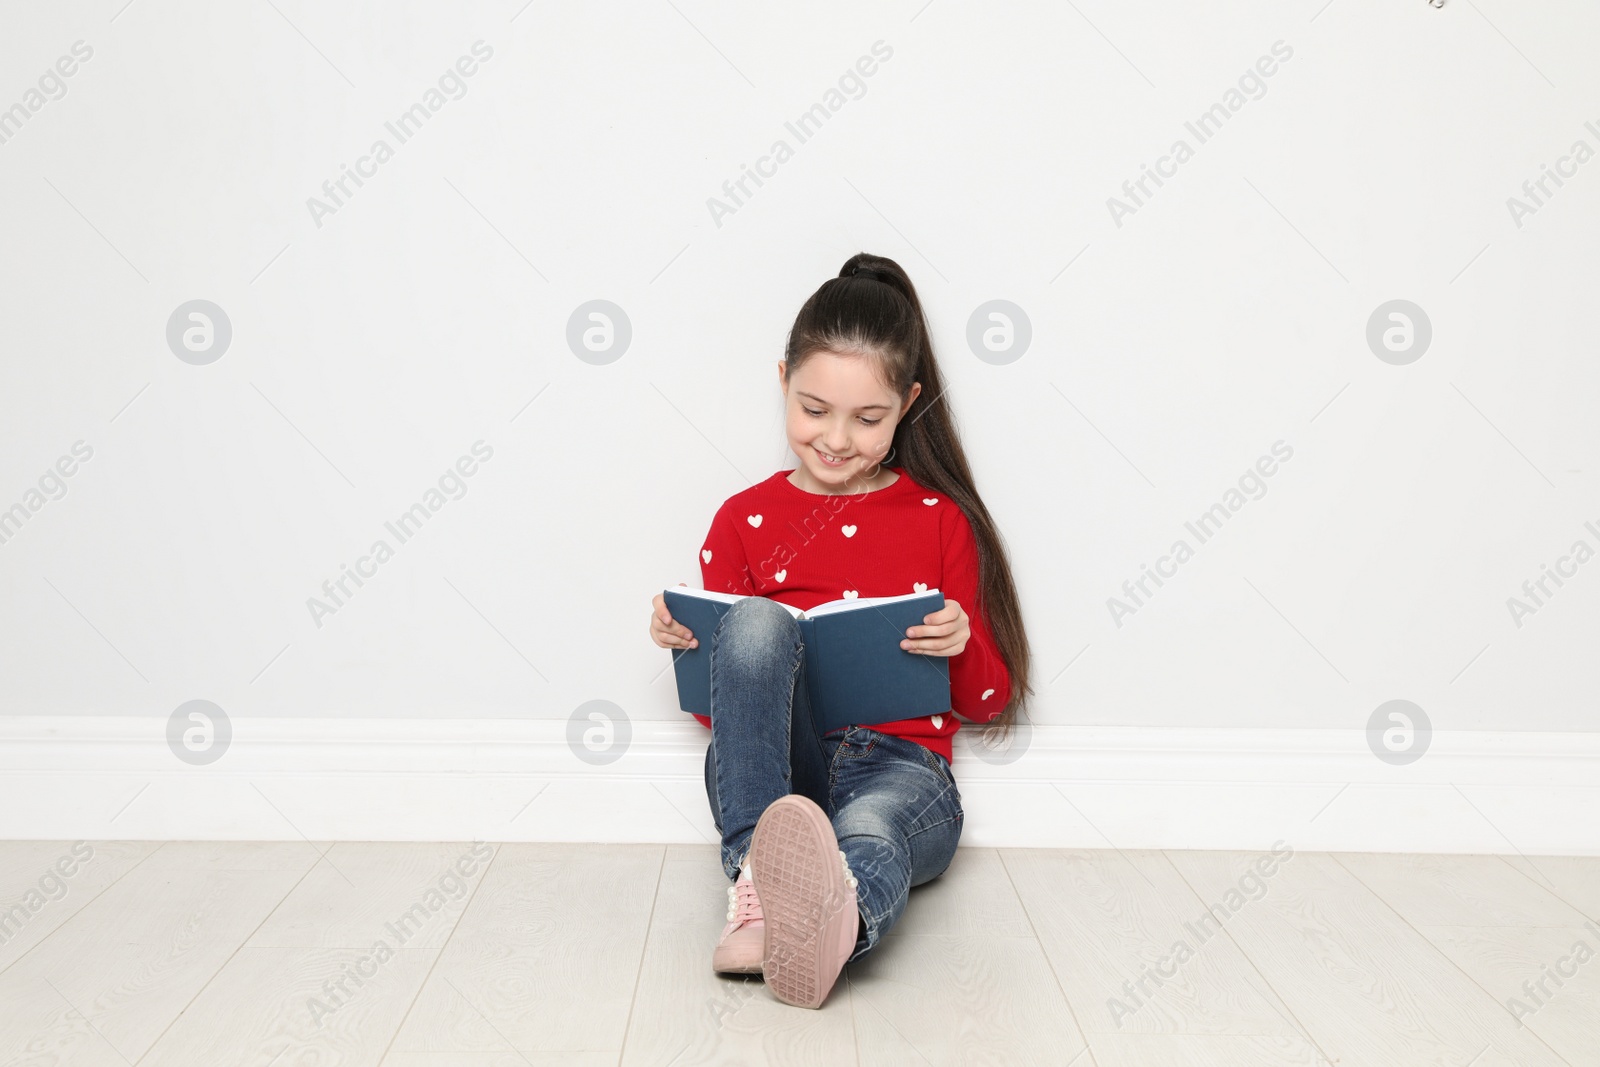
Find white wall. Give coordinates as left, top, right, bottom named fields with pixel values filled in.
left=2, top=0, right=1596, bottom=849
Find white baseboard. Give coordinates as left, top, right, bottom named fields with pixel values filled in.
left=2, top=717, right=1597, bottom=854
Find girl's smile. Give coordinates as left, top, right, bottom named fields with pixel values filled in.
left=814, top=446, right=850, bottom=466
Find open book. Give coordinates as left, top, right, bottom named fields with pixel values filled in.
left=664, top=587, right=951, bottom=736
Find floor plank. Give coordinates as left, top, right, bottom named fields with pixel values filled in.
left=1501, top=855, right=1600, bottom=921
left=1088, top=1033, right=1326, bottom=1067
left=1417, top=923, right=1600, bottom=1067
left=248, top=841, right=498, bottom=949
left=849, top=933, right=1092, bottom=1066
left=1335, top=852, right=1591, bottom=927
left=386, top=843, right=659, bottom=1059
left=1333, top=851, right=1600, bottom=1064
left=137, top=946, right=439, bottom=1066
left=849, top=846, right=1090, bottom=1065
left=1165, top=850, right=1574, bottom=1067
left=134, top=840, right=327, bottom=873
left=0, top=967, right=135, bottom=1067
left=0, top=856, right=306, bottom=1064
left=1005, top=847, right=1316, bottom=1049
left=383, top=1054, right=618, bottom=1066
left=0, top=841, right=159, bottom=975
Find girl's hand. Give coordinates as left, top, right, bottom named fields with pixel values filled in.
left=901, top=598, right=969, bottom=657
left=650, top=583, right=699, bottom=650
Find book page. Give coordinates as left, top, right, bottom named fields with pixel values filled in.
left=664, top=588, right=805, bottom=619
left=802, top=588, right=941, bottom=618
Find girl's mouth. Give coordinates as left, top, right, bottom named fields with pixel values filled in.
left=814, top=447, right=850, bottom=467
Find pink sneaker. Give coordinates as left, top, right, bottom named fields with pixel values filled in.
left=748, top=794, right=860, bottom=1009
left=711, top=862, right=764, bottom=974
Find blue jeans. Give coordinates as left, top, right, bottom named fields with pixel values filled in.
left=702, top=595, right=965, bottom=964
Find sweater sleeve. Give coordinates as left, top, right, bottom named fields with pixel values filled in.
left=942, top=504, right=1010, bottom=724
left=699, top=499, right=756, bottom=597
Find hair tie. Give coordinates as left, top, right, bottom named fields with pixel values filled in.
left=850, top=265, right=883, bottom=283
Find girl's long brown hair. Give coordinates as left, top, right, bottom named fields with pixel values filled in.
left=782, top=252, right=1033, bottom=741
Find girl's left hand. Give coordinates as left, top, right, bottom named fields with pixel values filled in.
left=901, top=599, right=968, bottom=657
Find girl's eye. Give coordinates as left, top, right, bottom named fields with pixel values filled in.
left=803, top=406, right=880, bottom=427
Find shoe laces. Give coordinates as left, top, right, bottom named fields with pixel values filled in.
left=726, top=877, right=762, bottom=924
left=727, top=851, right=857, bottom=922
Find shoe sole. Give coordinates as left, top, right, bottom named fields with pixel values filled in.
left=711, top=942, right=762, bottom=974
left=749, top=795, right=855, bottom=1009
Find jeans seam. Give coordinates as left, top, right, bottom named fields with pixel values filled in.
left=855, top=891, right=877, bottom=935
left=827, top=735, right=843, bottom=809
left=917, top=741, right=957, bottom=789
left=905, top=810, right=963, bottom=841
left=784, top=633, right=803, bottom=787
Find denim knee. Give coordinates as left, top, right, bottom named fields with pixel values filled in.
left=716, top=595, right=799, bottom=659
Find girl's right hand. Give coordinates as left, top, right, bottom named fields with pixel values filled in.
left=650, top=584, right=699, bottom=650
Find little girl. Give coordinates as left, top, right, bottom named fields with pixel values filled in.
left=649, top=252, right=1031, bottom=1010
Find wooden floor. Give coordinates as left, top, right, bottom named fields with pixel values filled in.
left=0, top=842, right=1596, bottom=1066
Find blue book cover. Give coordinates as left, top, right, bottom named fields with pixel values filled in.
left=664, top=587, right=951, bottom=736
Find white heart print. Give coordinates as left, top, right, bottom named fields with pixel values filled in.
left=922, top=498, right=938, bottom=506
left=931, top=714, right=943, bottom=729
left=913, top=582, right=927, bottom=593
left=843, top=590, right=858, bottom=599
left=747, top=514, right=763, bottom=528
left=702, top=549, right=712, bottom=564
left=774, top=569, right=786, bottom=583
left=841, top=525, right=857, bottom=538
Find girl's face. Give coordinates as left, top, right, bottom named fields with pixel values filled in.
left=779, top=350, right=920, bottom=494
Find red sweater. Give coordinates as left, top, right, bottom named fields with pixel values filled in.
left=691, top=466, right=1010, bottom=764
